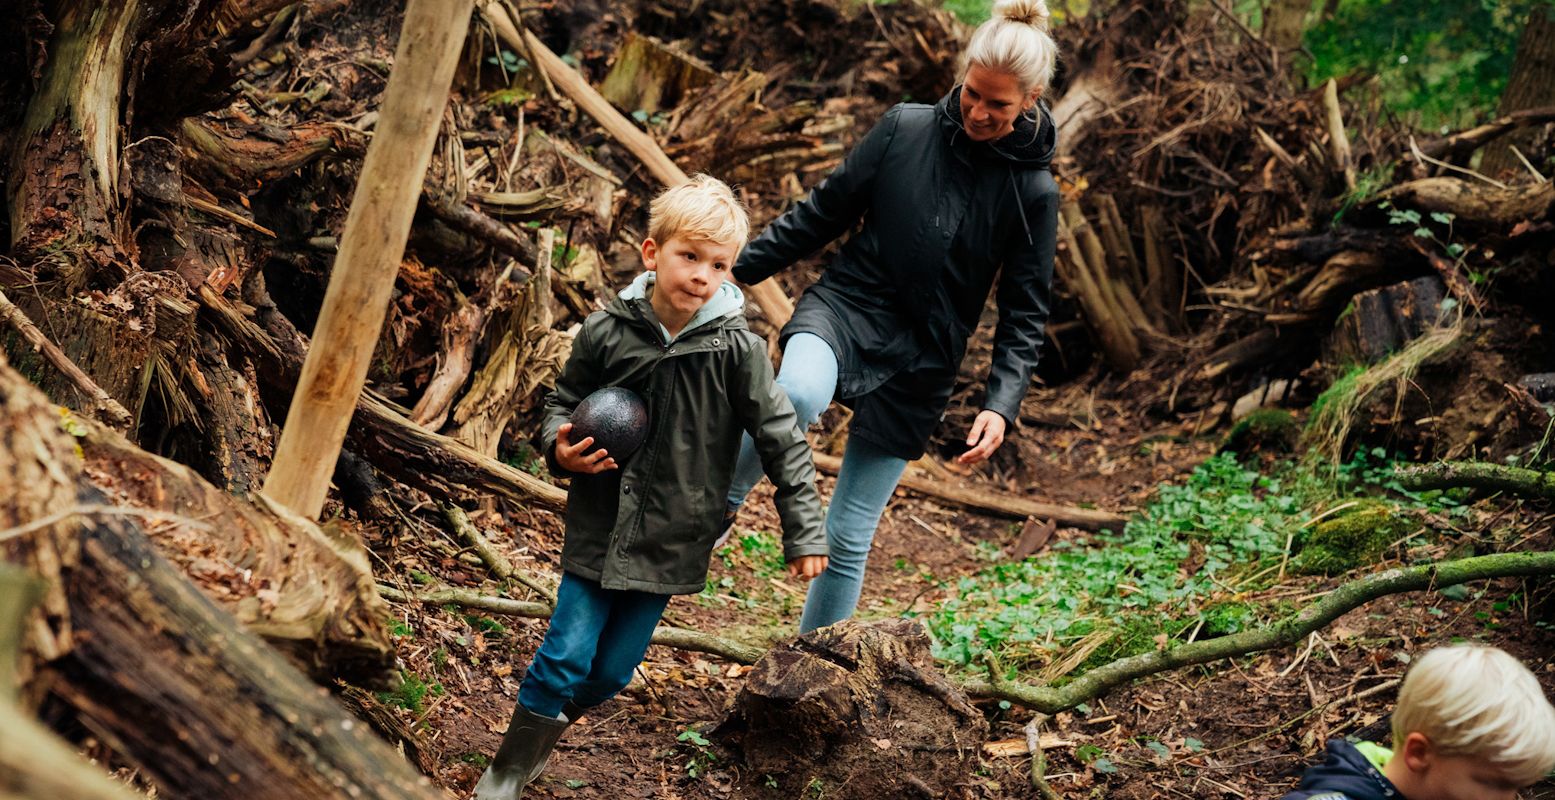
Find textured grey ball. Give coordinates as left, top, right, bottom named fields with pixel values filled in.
left=569, top=387, right=649, bottom=459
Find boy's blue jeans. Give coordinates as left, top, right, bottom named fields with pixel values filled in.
left=518, top=572, right=670, bottom=719
left=726, top=332, right=909, bottom=633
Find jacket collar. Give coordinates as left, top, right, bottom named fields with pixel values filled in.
left=936, top=85, right=1057, bottom=170
left=1291, top=739, right=1401, bottom=800
left=609, top=272, right=747, bottom=345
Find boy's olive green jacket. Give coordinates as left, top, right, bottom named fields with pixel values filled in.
left=539, top=288, right=827, bottom=595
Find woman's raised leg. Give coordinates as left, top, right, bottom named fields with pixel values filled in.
left=798, top=435, right=908, bottom=632
left=724, top=332, right=839, bottom=510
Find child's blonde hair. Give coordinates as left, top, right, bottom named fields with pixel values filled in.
left=647, top=174, right=749, bottom=251
left=1393, top=644, right=1555, bottom=783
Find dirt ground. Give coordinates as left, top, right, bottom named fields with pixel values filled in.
left=360, top=394, right=1555, bottom=800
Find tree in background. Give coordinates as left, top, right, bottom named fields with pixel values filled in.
left=1479, top=4, right=1555, bottom=176
left=1304, top=0, right=1554, bottom=130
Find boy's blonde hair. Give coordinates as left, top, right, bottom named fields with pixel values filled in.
left=1393, top=644, right=1555, bottom=783
left=647, top=174, right=749, bottom=251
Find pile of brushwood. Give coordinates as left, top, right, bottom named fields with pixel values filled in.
left=1, top=0, right=1553, bottom=798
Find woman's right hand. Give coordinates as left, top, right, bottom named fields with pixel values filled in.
left=554, top=422, right=619, bottom=474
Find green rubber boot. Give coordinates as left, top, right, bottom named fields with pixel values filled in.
left=471, top=703, right=570, bottom=800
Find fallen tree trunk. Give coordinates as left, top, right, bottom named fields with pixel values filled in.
left=1395, top=461, right=1555, bottom=501
left=1, top=355, right=444, bottom=800
left=812, top=453, right=1127, bottom=532
left=0, top=567, right=146, bottom=800
left=78, top=415, right=395, bottom=678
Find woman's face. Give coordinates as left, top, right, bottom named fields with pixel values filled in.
left=959, top=64, right=1039, bottom=142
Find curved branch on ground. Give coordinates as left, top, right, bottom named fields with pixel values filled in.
left=378, top=585, right=766, bottom=664
left=961, top=551, right=1555, bottom=712
left=1395, top=461, right=1555, bottom=502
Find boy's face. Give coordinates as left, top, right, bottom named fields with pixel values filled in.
left=640, top=235, right=738, bottom=320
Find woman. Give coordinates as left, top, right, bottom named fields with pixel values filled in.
left=724, top=0, right=1062, bottom=632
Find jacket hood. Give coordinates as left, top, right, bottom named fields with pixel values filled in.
left=936, top=86, right=1056, bottom=169
left=1287, top=739, right=1399, bottom=800
left=612, top=271, right=746, bottom=343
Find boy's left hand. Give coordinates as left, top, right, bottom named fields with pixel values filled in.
left=787, top=555, right=828, bottom=581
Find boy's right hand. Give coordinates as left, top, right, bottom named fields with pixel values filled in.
left=555, top=422, right=620, bottom=474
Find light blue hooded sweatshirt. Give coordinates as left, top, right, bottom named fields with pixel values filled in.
left=616, top=271, right=746, bottom=344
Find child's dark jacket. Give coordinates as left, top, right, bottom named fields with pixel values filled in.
left=540, top=277, right=826, bottom=594
left=1280, top=739, right=1404, bottom=800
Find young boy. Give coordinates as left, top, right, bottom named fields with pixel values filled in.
left=472, top=174, right=828, bottom=800
left=1281, top=644, right=1555, bottom=800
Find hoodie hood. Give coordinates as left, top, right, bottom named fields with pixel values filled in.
left=936, top=86, right=1057, bottom=170
left=614, top=271, right=745, bottom=344
left=1285, top=739, right=1399, bottom=800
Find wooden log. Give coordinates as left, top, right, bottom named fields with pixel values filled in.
left=1, top=566, right=147, bottom=800
left=1376, top=176, right=1555, bottom=226
left=1395, top=460, right=1555, bottom=501
left=6, top=0, right=146, bottom=280
left=1055, top=218, right=1140, bottom=371
left=811, top=452, right=1126, bottom=532
left=265, top=0, right=475, bottom=519
left=409, top=295, right=485, bottom=430
left=1, top=355, right=443, bottom=800
left=1417, top=105, right=1555, bottom=161
left=715, top=619, right=988, bottom=800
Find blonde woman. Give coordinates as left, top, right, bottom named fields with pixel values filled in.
left=724, top=0, right=1062, bottom=632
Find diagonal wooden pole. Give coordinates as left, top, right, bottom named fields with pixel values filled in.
left=264, top=0, right=475, bottom=518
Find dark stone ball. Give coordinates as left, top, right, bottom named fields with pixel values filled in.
left=569, top=386, right=649, bottom=460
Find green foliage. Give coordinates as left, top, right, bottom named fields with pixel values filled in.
left=925, top=454, right=1308, bottom=671
left=1292, top=499, right=1418, bottom=574
left=377, top=670, right=444, bottom=714
left=1223, top=408, right=1299, bottom=454
left=1304, top=0, right=1552, bottom=129
left=502, top=441, right=548, bottom=478
left=677, top=728, right=717, bottom=778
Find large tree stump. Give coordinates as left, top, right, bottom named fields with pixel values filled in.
left=717, top=619, right=988, bottom=799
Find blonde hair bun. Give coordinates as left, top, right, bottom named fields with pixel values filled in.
left=993, top=0, right=1051, bottom=32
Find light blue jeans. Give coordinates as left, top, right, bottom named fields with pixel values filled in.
left=727, top=332, right=909, bottom=633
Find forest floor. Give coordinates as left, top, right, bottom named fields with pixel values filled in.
left=362, top=395, right=1555, bottom=800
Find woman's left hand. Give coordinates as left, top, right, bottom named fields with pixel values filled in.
left=957, top=410, right=1008, bottom=464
